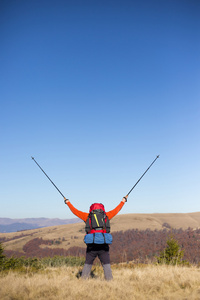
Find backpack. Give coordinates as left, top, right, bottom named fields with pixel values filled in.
left=85, top=203, right=110, bottom=234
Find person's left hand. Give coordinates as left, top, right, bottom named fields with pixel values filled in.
left=122, top=195, right=128, bottom=203
left=64, top=198, right=69, bottom=204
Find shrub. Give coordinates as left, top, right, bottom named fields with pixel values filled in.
left=156, top=236, right=188, bottom=265
left=0, top=242, right=6, bottom=269
left=41, top=255, right=85, bottom=267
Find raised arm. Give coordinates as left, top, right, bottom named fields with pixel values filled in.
left=64, top=199, right=89, bottom=222
left=106, top=196, right=128, bottom=220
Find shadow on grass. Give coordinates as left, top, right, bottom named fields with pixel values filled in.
left=76, top=268, right=98, bottom=279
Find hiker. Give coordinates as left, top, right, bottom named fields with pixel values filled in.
left=64, top=196, right=127, bottom=280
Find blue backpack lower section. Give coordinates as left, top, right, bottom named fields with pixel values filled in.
left=84, top=233, right=113, bottom=245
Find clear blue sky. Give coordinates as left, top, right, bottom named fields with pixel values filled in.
left=0, top=0, right=199, bottom=219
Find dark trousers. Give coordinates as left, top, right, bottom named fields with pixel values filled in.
left=82, top=244, right=113, bottom=280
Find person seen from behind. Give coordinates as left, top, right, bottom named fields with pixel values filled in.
left=64, top=196, right=128, bottom=280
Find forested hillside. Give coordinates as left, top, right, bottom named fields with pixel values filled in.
left=2, top=227, right=200, bottom=264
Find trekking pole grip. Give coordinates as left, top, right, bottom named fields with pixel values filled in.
left=123, top=196, right=128, bottom=202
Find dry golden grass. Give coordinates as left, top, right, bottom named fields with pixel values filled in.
left=1, top=212, right=200, bottom=255
left=1, top=264, right=200, bottom=299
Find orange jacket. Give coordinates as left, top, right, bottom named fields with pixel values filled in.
left=66, top=200, right=125, bottom=222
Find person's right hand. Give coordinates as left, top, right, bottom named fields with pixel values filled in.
left=122, top=195, right=128, bottom=203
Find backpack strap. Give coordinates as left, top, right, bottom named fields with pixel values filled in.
left=93, top=233, right=95, bottom=243
left=85, top=213, right=92, bottom=233
left=102, top=233, right=106, bottom=243
left=105, top=216, right=110, bottom=233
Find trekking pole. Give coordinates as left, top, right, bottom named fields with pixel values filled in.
left=31, top=157, right=66, bottom=199
left=125, top=155, right=160, bottom=198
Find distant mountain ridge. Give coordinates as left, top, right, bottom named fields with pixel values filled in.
left=0, top=218, right=82, bottom=233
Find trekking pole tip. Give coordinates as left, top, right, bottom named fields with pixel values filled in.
left=31, top=156, right=34, bottom=160
left=157, top=155, right=160, bottom=158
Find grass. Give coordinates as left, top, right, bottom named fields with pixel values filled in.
left=1, top=264, right=200, bottom=299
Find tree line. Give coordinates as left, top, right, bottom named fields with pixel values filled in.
left=2, top=227, right=200, bottom=264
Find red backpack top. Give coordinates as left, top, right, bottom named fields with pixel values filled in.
left=89, top=203, right=105, bottom=213
left=85, top=203, right=110, bottom=234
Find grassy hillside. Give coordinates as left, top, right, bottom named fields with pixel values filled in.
left=110, top=212, right=200, bottom=231
left=1, top=212, right=200, bottom=256
left=1, top=265, right=200, bottom=299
